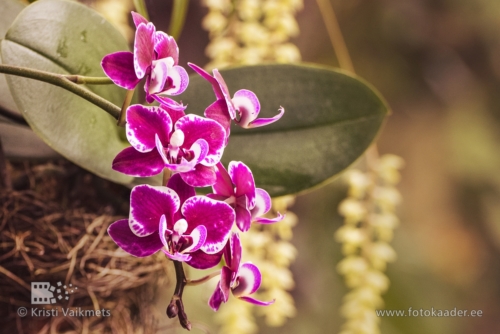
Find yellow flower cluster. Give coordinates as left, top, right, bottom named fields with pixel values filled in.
left=335, top=154, right=404, bottom=334
left=202, top=0, right=303, bottom=69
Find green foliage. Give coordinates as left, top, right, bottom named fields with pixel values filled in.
left=180, top=64, right=389, bottom=196
left=1, top=0, right=132, bottom=182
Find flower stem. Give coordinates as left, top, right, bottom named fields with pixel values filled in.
left=117, top=89, right=135, bottom=127
left=0, top=64, right=121, bottom=119
left=315, top=0, right=354, bottom=73
left=186, top=271, right=221, bottom=286
left=167, top=260, right=192, bottom=330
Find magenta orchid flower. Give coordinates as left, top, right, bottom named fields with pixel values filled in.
left=112, top=103, right=226, bottom=187
left=101, top=12, right=188, bottom=103
left=209, top=161, right=284, bottom=232
left=107, top=174, right=234, bottom=269
left=209, top=233, right=274, bottom=311
left=188, top=63, right=284, bottom=141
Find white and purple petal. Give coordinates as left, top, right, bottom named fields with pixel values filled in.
left=232, top=89, right=260, bottom=128
left=159, top=65, right=189, bottom=96
left=158, top=215, right=171, bottom=248
left=112, top=147, right=164, bottom=177
left=246, top=106, right=285, bottom=129
left=108, top=219, right=163, bottom=257
left=134, top=22, right=155, bottom=79
left=129, top=184, right=180, bottom=236
left=148, top=57, right=174, bottom=95
left=162, top=249, right=192, bottom=262
left=251, top=188, right=271, bottom=218
left=183, top=225, right=207, bottom=253
left=228, top=161, right=256, bottom=208
left=232, top=262, right=261, bottom=297
left=154, top=31, right=179, bottom=64
left=126, top=105, right=172, bottom=152
left=101, top=51, right=140, bottom=89
left=175, top=115, right=225, bottom=167
left=181, top=196, right=234, bottom=254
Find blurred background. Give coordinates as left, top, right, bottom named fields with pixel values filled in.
left=4, top=0, right=500, bottom=333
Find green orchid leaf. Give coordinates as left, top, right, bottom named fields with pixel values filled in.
left=0, top=0, right=25, bottom=116
left=179, top=64, right=388, bottom=196
left=1, top=0, right=132, bottom=182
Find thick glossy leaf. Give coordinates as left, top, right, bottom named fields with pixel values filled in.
left=0, top=0, right=58, bottom=158
left=179, top=64, right=388, bottom=196
left=1, top=0, right=132, bottom=182
left=0, top=0, right=24, bottom=115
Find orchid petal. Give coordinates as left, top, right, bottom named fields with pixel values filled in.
left=154, top=31, right=179, bottom=64
left=101, top=51, right=140, bottom=89
left=160, top=65, right=189, bottom=96
left=232, top=263, right=261, bottom=297
left=209, top=282, right=225, bottom=311
left=126, top=105, right=172, bottom=152
left=148, top=57, right=174, bottom=95
left=232, top=89, right=260, bottom=128
left=213, top=69, right=237, bottom=119
left=188, top=62, right=223, bottom=99
left=183, top=225, right=207, bottom=253
left=159, top=214, right=170, bottom=248
left=220, top=266, right=232, bottom=302
left=228, top=161, right=256, bottom=207
left=167, top=173, right=196, bottom=205
left=212, top=162, right=234, bottom=197
left=108, top=219, right=163, bottom=257
left=229, top=233, right=242, bottom=274
left=162, top=138, right=209, bottom=173
left=159, top=99, right=187, bottom=124
left=129, top=184, right=180, bottom=236
left=155, top=134, right=169, bottom=165
left=251, top=188, right=271, bottom=218
left=131, top=11, right=148, bottom=28
left=162, top=249, right=192, bottom=262
left=247, top=106, right=285, bottom=128
left=238, top=296, right=275, bottom=306
left=205, top=99, right=231, bottom=144
left=112, top=146, right=164, bottom=177
left=134, top=22, right=155, bottom=79
left=175, top=115, right=225, bottom=167
left=254, top=213, right=285, bottom=224
left=187, top=249, right=223, bottom=269
left=180, top=164, right=217, bottom=187
left=182, top=196, right=234, bottom=254
left=235, top=205, right=252, bottom=232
